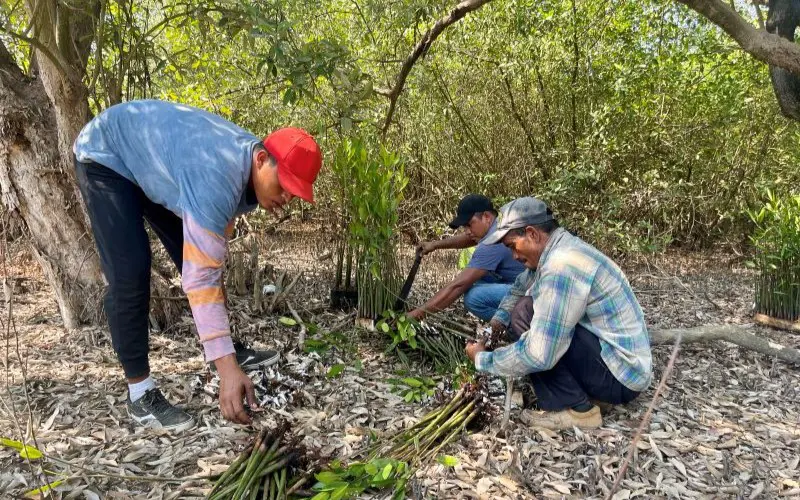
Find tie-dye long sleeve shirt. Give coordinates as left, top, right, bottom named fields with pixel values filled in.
left=74, top=100, right=260, bottom=362
left=475, top=228, right=653, bottom=392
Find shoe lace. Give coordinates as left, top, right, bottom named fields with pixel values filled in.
left=144, top=389, right=175, bottom=415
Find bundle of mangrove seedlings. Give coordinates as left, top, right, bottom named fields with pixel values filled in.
left=378, top=311, right=474, bottom=372
left=206, top=424, right=308, bottom=500
left=368, top=381, right=492, bottom=465
left=749, top=192, right=800, bottom=322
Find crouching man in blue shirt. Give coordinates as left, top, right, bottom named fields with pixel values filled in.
left=466, top=197, right=653, bottom=430
left=409, top=194, right=525, bottom=322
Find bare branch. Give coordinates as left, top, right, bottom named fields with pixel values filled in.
left=651, top=324, right=800, bottom=364
left=607, top=333, right=683, bottom=500
left=0, top=20, right=70, bottom=75
left=676, top=0, right=800, bottom=75
left=380, top=0, right=494, bottom=136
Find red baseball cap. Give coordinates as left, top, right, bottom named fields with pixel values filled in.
left=263, top=127, right=322, bottom=203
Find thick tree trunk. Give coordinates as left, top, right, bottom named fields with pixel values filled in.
left=650, top=324, right=800, bottom=364
left=0, top=41, right=104, bottom=329
left=766, top=0, right=800, bottom=120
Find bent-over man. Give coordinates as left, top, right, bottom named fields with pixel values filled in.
left=73, top=99, right=322, bottom=431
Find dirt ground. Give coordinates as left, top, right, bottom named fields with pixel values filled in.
left=1, top=225, right=799, bottom=499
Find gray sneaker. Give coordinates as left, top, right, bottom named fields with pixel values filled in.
left=127, top=388, right=195, bottom=432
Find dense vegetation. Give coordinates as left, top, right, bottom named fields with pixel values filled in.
left=3, top=0, right=799, bottom=254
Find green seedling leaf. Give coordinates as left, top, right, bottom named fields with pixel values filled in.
left=330, top=484, right=349, bottom=500
left=315, top=471, right=343, bottom=484
left=310, top=492, right=331, bottom=500
left=364, top=463, right=378, bottom=476
left=437, top=455, right=460, bottom=467
left=24, top=479, right=64, bottom=498
left=403, top=391, right=414, bottom=402
left=1, top=437, right=43, bottom=460
left=402, top=377, right=422, bottom=387
left=380, top=322, right=390, bottom=333
left=279, top=317, right=297, bottom=326
left=326, top=364, right=345, bottom=378
left=382, top=463, right=393, bottom=480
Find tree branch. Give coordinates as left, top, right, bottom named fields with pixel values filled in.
left=651, top=324, right=800, bottom=364
left=380, top=0, right=494, bottom=136
left=675, top=0, right=800, bottom=75
left=0, top=20, right=70, bottom=76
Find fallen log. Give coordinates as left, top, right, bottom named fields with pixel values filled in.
left=650, top=325, right=800, bottom=365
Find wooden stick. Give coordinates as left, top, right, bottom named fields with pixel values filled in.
left=606, top=333, right=683, bottom=500
left=287, top=301, right=306, bottom=349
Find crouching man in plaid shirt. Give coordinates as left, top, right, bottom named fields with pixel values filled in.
left=465, top=197, right=652, bottom=430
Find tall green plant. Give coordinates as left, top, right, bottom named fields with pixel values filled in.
left=748, top=191, right=800, bottom=321
left=333, top=138, right=408, bottom=318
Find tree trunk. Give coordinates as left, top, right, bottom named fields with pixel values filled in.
left=0, top=38, right=104, bottom=328
left=650, top=324, right=800, bottom=364
left=766, top=0, right=800, bottom=120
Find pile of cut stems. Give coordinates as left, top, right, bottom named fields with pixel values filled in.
left=206, top=426, right=305, bottom=500
left=369, top=385, right=483, bottom=465
left=413, top=323, right=470, bottom=372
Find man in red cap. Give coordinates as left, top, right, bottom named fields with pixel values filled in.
left=73, top=100, right=322, bottom=431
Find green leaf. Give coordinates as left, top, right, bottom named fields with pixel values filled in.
left=403, top=391, right=414, bottom=402
left=402, top=377, right=422, bottom=387
left=330, top=484, right=349, bottom=500
left=1, top=437, right=43, bottom=460
left=24, top=479, right=64, bottom=498
left=437, top=455, right=460, bottom=467
left=326, top=364, right=345, bottom=378
left=315, top=471, right=342, bottom=484
left=382, top=463, right=393, bottom=480
left=380, top=322, right=390, bottom=333
left=364, top=463, right=378, bottom=476
left=310, top=492, right=331, bottom=500
left=279, top=317, right=297, bottom=326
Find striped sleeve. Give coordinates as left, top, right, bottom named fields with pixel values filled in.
left=182, top=213, right=234, bottom=362
left=491, top=269, right=535, bottom=326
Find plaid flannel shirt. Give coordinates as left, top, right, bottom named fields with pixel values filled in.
left=491, top=268, right=535, bottom=326
left=475, top=228, right=653, bottom=392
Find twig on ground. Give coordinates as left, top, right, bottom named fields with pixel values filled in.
left=606, top=333, right=683, bottom=500
left=287, top=301, right=306, bottom=349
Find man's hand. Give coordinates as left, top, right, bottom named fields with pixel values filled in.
left=407, top=309, right=425, bottom=321
left=489, top=319, right=506, bottom=336
left=214, top=354, right=257, bottom=424
left=465, top=339, right=487, bottom=362
left=417, top=241, right=436, bottom=256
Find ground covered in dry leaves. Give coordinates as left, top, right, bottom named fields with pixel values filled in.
left=1, top=237, right=799, bottom=499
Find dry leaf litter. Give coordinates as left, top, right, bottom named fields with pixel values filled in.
left=1, top=228, right=799, bottom=499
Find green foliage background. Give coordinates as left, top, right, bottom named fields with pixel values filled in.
left=5, top=0, right=799, bottom=254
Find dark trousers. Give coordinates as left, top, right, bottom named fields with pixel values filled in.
left=75, top=159, right=185, bottom=379
left=508, top=297, right=640, bottom=411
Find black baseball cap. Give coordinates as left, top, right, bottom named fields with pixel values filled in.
left=448, top=194, right=495, bottom=229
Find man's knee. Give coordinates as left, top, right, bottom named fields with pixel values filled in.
left=463, top=285, right=481, bottom=312
left=509, top=296, right=534, bottom=340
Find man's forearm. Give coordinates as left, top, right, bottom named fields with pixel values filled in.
left=429, top=232, right=474, bottom=251
left=418, top=283, right=469, bottom=316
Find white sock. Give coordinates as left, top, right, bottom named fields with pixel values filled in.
left=128, top=377, right=156, bottom=402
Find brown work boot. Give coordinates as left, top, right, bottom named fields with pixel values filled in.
left=591, top=399, right=613, bottom=413
left=519, top=405, right=602, bottom=430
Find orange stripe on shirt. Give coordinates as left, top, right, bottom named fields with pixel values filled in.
left=184, top=242, right=224, bottom=268
left=187, top=287, right=225, bottom=306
